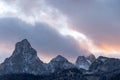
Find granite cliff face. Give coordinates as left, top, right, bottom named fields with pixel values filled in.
left=48, top=55, right=75, bottom=72
left=90, top=56, right=120, bottom=72
left=75, top=55, right=96, bottom=70
left=0, top=39, right=47, bottom=75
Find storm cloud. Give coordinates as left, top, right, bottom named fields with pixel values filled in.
left=46, top=0, right=120, bottom=48
left=0, top=17, right=89, bottom=62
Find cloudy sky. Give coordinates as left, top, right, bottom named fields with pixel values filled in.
left=0, top=0, right=120, bottom=63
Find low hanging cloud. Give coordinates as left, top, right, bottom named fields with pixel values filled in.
left=0, top=17, right=90, bottom=63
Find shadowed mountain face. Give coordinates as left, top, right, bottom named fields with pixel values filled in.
left=0, top=39, right=120, bottom=80
left=90, top=56, right=120, bottom=72
left=0, top=39, right=47, bottom=75
left=48, top=55, right=75, bottom=72
left=76, top=56, right=91, bottom=70
left=75, top=54, right=96, bottom=70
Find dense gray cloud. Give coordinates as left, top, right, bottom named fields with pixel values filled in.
left=0, top=17, right=89, bottom=61
left=46, top=0, right=120, bottom=47
left=3, top=0, right=120, bottom=46
left=3, top=0, right=120, bottom=48
left=1, top=0, right=120, bottom=60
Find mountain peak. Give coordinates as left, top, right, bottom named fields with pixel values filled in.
left=12, top=39, right=36, bottom=56
left=48, top=55, right=75, bottom=72
left=51, top=55, right=68, bottom=62
left=86, top=54, right=96, bottom=63
left=76, top=56, right=91, bottom=70
left=21, top=39, right=30, bottom=44
left=16, top=39, right=31, bottom=49
left=0, top=39, right=47, bottom=75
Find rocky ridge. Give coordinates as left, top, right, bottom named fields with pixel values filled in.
left=0, top=39, right=120, bottom=80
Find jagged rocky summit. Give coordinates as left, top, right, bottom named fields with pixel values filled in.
left=0, top=39, right=95, bottom=75
left=0, top=39, right=47, bottom=75
left=48, top=55, right=75, bottom=72
left=75, top=54, right=96, bottom=70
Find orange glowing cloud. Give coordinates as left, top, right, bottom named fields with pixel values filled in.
left=99, top=44, right=120, bottom=53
